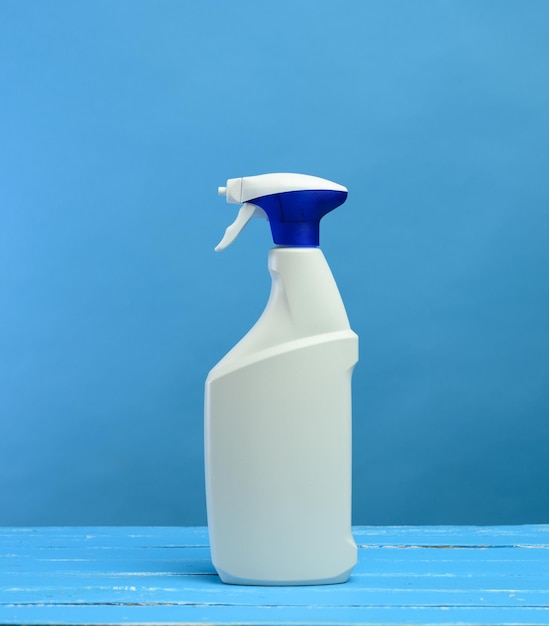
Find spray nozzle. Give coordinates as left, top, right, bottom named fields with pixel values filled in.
left=215, top=173, right=348, bottom=251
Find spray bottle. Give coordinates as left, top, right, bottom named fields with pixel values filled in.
left=205, top=173, right=358, bottom=585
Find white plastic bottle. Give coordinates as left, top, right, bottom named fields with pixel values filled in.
left=205, top=173, right=358, bottom=585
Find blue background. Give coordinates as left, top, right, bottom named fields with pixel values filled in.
left=1, top=1, right=548, bottom=526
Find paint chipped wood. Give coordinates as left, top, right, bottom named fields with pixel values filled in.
left=0, top=525, right=548, bottom=625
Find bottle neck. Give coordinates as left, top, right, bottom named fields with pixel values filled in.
left=267, top=247, right=351, bottom=336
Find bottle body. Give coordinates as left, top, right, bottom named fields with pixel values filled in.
left=205, top=247, right=357, bottom=585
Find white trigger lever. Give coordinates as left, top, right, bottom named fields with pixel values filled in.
left=214, top=203, right=267, bottom=252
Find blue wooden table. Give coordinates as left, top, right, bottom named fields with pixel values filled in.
left=1, top=525, right=548, bottom=625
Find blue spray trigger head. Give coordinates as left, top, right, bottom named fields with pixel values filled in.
left=215, top=173, right=348, bottom=251
left=251, top=189, right=347, bottom=247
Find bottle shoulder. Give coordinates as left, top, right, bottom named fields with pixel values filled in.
left=207, top=328, right=358, bottom=383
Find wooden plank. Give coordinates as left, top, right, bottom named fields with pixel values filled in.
left=353, top=525, right=549, bottom=547
left=0, top=526, right=210, bottom=549
left=3, top=524, right=547, bottom=547
left=2, top=604, right=549, bottom=626
left=2, top=580, right=549, bottom=607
